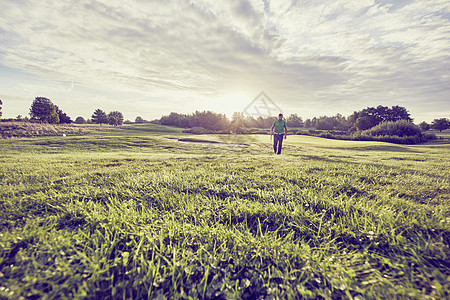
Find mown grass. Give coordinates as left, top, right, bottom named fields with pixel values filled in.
left=0, top=126, right=449, bottom=299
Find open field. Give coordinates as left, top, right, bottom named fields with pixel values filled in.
left=1, top=124, right=449, bottom=299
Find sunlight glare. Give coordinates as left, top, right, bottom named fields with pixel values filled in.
left=212, top=93, right=252, bottom=117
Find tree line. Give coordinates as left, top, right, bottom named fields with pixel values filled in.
left=0, top=97, right=125, bottom=126
left=0, top=97, right=448, bottom=132
left=157, top=105, right=450, bottom=133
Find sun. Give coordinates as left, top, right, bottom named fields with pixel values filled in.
left=211, top=92, right=252, bottom=117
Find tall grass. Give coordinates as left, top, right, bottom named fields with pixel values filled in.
left=0, top=122, right=113, bottom=139
left=0, top=131, right=449, bottom=299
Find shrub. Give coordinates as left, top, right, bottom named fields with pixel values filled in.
left=295, top=130, right=309, bottom=135
left=328, top=130, right=348, bottom=135
left=319, top=132, right=334, bottom=139
left=74, top=116, right=86, bottom=124
left=351, top=132, right=436, bottom=144
left=422, top=132, right=438, bottom=141
left=363, top=120, right=421, bottom=137
left=308, top=130, right=321, bottom=135
left=182, top=127, right=209, bottom=134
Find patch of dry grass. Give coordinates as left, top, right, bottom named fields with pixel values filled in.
left=0, top=122, right=113, bottom=139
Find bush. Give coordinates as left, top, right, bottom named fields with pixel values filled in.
left=422, top=133, right=438, bottom=141
left=74, top=117, right=86, bottom=124
left=182, top=127, right=209, bottom=134
left=308, top=130, right=322, bottom=135
left=363, top=120, right=421, bottom=137
left=351, top=133, right=436, bottom=144
left=328, top=130, right=348, bottom=135
left=292, top=123, right=436, bottom=145
left=319, top=132, right=334, bottom=139
left=295, top=130, right=309, bottom=135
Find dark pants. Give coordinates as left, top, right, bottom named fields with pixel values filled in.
left=273, top=134, right=284, bottom=154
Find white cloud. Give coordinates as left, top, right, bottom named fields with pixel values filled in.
left=0, top=0, right=448, bottom=121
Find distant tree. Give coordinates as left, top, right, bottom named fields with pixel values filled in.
left=418, top=121, right=430, bottom=132
left=254, top=116, right=264, bottom=128
left=231, top=112, right=245, bottom=133
left=311, top=117, right=318, bottom=128
left=124, top=120, right=133, bottom=124
left=304, top=119, right=312, bottom=128
left=91, top=109, right=108, bottom=125
left=0, top=99, right=2, bottom=119
left=135, top=116, right=145, bottom=123
left=316, top=117, right=334, bottom=130
left=160, top=112, right=190, bottom=128
left=55, top=106, right=72, bottom=123
left=356, top=116, right=375, bottom=131
left=350, top=105, right=412, bottom=131
left=108, top=111, right=124, bottom=126
left=389, top=105, right=412, bottom=122
left=244, top=116, right=257, bottom=128
left=74, top=116, right=86, bottom=124
left=251, top=116, right=273, bottom=128
left=16, top=115, right=29, bottom=122
left=313, top=114, right=347, bottom=131
left=359, top=107, right=382, bottom=127
left=160, top=111, right=229, bottom=131
left=287, top=114, right=303, bottom=127
left=431, top=118, right=450, bottom=132
left=196, top=111, right=228, bottom=131
left=213, top=113, right=230, bottom=131
left=29, top=97, right=59, bottom=123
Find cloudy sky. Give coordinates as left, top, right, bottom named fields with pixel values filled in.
left=0, top=0, right=449, bottom=122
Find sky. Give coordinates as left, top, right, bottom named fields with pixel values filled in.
left=0, top=0, right=449, bottom=122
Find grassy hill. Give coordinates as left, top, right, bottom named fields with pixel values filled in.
left=0, top=126, right=449, bottom=299
left=0, top=122, right=115, bottom=139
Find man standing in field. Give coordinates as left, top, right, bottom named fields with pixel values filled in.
left=271, top=113, right=287, bottom=154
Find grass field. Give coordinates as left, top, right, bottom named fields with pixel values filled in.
left=1, top=124, right=449, bottom=299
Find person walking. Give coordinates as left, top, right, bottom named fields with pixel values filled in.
left=271, top=113, right=287, bottom=154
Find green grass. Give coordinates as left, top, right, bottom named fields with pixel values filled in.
left=0, top=126, right=449, bottom=299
